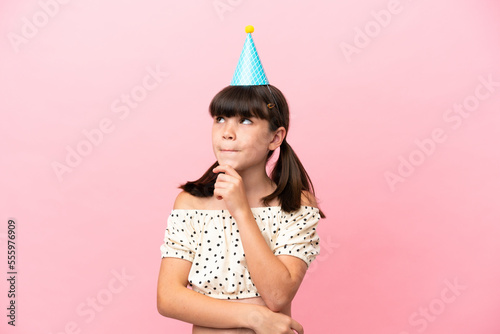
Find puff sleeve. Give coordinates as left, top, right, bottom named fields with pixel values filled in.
left=160, top=210, right=196, bottom=262
left=272, top=206, right=321, bottom=267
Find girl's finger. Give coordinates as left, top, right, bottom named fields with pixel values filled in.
left=290, top=320, right=304, bottom=334
left=212, top=165, right=224, bottom=174
left=213, top=164, right=238, bottom=177
left=215, top=171, right=240, bottom=186
left=212, top=188, right=224, bottom=200
left=213, top=180, right=229, bottom=190
left=215, top=173, right=230, bottom=183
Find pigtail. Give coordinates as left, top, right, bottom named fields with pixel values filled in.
left=262, top=140, right=325, bottom=218
left=180, top=161, right=219, bottom=197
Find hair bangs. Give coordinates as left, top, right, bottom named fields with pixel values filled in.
left=209, top=86, right=270, bottom=120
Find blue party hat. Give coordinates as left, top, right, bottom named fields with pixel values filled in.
left=230, top=25, right=269, bottom=86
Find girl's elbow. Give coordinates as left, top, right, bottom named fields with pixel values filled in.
left=263, top=292, right=293, bottom=312
left=267, top=302, right=284, bottom=313
left=157, top=290, right=177, bottom=318
left=157, top=295, right=170, bottom=317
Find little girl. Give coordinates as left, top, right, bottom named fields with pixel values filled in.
left=157, top=26, right=324, bottom=334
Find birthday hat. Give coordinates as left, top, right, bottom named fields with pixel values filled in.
left=230, top=25, right=269, bottom=86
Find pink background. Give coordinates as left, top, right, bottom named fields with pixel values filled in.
left=2, top=0, right=500, bottom=333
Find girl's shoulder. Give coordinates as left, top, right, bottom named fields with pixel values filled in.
left=301, top=190, right=318, bottom=207
left=173, top=190, right=219, bottom=210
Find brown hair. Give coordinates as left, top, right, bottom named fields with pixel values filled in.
left=180, top=85, right=325, bottom=217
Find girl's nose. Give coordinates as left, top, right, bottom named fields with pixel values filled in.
left=222, top=122, right=236, bottom=140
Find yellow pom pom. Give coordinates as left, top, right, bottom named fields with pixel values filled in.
left=245, top=25, right=254, bottom=33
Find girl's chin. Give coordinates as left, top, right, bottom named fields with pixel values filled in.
left=216, top=159, right=238, bottom=169
left=217, top=161, right=248, bottom=173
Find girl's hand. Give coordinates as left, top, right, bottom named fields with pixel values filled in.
left=213, top=165, right=252, bottom=219
left=248, top=306, right=304, bottom=334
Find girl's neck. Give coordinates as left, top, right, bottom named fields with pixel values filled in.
left=236, top=164, right=275, bottom=203
left=245, top=178, right=277, bottom=208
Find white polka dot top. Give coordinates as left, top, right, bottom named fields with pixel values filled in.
left=160, top=205, right=321, bottom=300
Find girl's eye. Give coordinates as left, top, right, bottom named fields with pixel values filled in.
left=241, top=118, right=252, bottom=124
left=215, top=116, right=225, bottom=123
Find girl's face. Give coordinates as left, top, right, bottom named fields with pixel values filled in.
left=212, top=115, right=282, bottom=172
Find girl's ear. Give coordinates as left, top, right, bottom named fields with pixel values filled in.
left=269, top=126, right=286, bottom=151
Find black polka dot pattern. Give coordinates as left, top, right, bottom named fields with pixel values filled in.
left=160, top=206, right=321, bottom=299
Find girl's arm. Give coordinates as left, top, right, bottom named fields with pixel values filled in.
left=230, top=210, right=311, bottom=312
left=213, top=165, right=318, bottom=312
left=157, top=257, right=304, bottom=333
